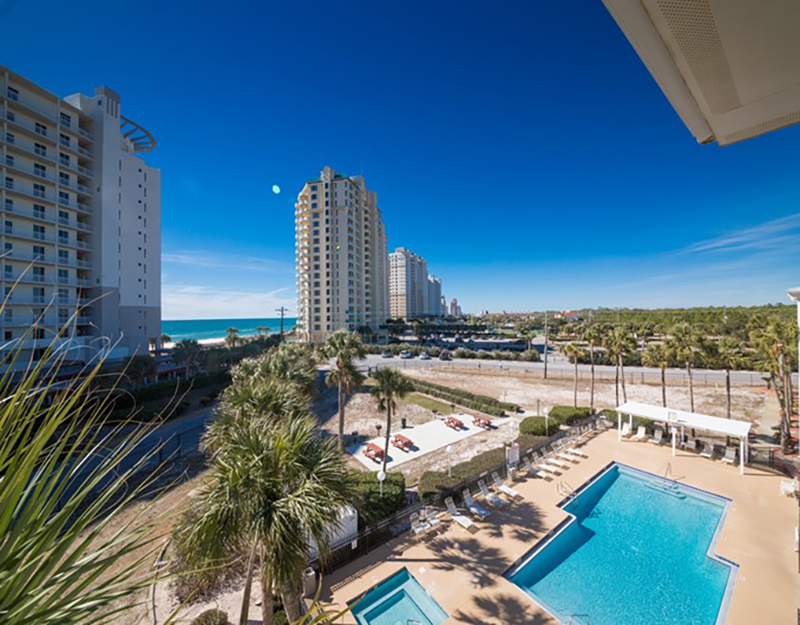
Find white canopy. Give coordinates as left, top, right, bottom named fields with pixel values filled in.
left=616, top=401, right=751, bottom=438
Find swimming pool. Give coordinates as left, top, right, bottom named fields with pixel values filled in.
left=507, top=463, right=738, bottom=624
left=349, top=567, right=448, bottom=625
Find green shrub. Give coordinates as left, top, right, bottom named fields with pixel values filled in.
left=350, top=471, right=406, bottom=528
left=519, top=416, right=549, bottom=436
left=516, top=433, right=547, bottom=452
left=407, top=379, right=520, bottom=415
left=191, top=609, right=231, bottom=625
left=548, top=406, right=592, bottom=425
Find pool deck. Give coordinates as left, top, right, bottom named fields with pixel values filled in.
left=322, top=428, right=799, bottom=624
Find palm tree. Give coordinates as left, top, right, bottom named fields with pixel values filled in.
left=642, top=342, right=671, bottom=407
left=173, top=337, right=202, bottom=378
left=226, top=326, right=240, bottom=347
left=605, top=325, right=636, bottom=405
left=161, top=332, right=172, bottom=345
left=562, top=342, right=585, bottom=408
left=518, top=323, right=535, bottom=351
left=371, top=368, right=414, bottom=473
left=125, top=353, right=157, bottom=388
left=579, top=324, right=603, bottom=412
left=176, top=415, right=354, bottom=625
left=323, top=330, right=367, bottom=450
left=667, top=322, right=701, bottom=412
left=715, top=336, right=747, bottom=419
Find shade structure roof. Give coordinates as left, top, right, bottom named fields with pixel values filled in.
left=616, top=401, right=751, bottom=438
left=602, top=0, right=800, bottom=145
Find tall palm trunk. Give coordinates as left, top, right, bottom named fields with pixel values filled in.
left=619, top=355, right=628, bottom=403
left=725, top=368, right=732, bottom=419
left=778, top=353, right=789, bottom=452
left=660, top=367, right=666, bottom=407
left=282, top=586, right=301, bottom=623
left=260, top=556, right=274, bottom=625
left=239, top=537, right=259, bottom=625
left=589, top=346, right=595, bottom=412
left=382, top=399, right=393, bottom=474
left=686, top=362, right=695, bottom=412
left=573, top=359, right=578, bottom=407
left=337, top=377, right=345, bottom=450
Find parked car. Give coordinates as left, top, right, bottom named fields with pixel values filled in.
left=399, top=350, right=413, bottom=359
left=439, top=350, right=451, bottom=361
left=381, top=350, right=394, bottom=358
left=419, top=353, right=431, bottom=360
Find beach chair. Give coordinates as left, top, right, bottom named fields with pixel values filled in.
left=421, top=506, right=442, bottom=530
left=391, top=434, right=414, bottom=452
left=523, top=456, right=547, bottom=478
left=780, top=477, right=797, bottom=497
left=649, top=429, right=664, bottom=445
left=445, top=496, right=475, bottom=531
left=462, top=489, right=490, bottom=519
left=492, top=471, right=520, bottom=499
left=478, top=479, right=505, bottom=507
left=633, top=426, right=647, bottom=442
left=553, top=441, right=581, bottom=462
left=721, top=447, right=737, bottom=465
left=700, top=442, right=715, bottom=460
left=445, top=416, right=464, bottom=430
left=561, top=435, right=588, bottom=456
left=621, top=423, right=632, bottom=438
left=682, top=439, right=698, bottom=452
left=363, top=443, right=384, bottom=463
left=533, top=451, right=561, bottom=474
left=543, top=449, right=569, bottom=469
left=410, top=511, right=430, bottom=536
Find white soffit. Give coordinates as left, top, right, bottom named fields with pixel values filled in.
left=602, top=0, right=800, bottom=146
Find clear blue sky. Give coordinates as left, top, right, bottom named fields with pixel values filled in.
left=5, top=1, right=799, bottom=318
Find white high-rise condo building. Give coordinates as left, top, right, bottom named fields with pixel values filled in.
left=1, top=67, right=161, bottom=365
left=295, top=166, right=388, bottom=343
left=450, top=297, right=462, bottom=317
left=389, top=247, right=428, bottom=320
left=426, top=275, right=442, bottom=318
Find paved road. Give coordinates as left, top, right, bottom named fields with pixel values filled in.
left=359, top=354, right=798, bottom=387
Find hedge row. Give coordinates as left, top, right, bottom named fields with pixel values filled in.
left=350, top=470, right=406, bottom=528
left=518, top=406, right=593, bottom=437
left=408, top=378, right=521, bottom=416
left=600, top=409, right=656, bottom=430
left=418, top=434, right=547, bottom=503
left=112, top=370, right=231, bottom=408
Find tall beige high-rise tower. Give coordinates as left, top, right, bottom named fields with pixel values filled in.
left=1, top=66, right=160, bottom=365
left=295, top=166, right=388, bottom=342
left=389, top=247, right=428, bottom=320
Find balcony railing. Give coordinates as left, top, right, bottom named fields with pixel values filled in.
left=4, top=204, right=92, bottom=232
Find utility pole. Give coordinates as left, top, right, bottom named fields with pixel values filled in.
left=275, top=306, right=288, bottom=342
left=543, top=310, right=549, bottom=380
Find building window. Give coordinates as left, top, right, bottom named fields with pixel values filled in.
left=33, top=266, right=45, bottom=281
left=58, top=191, right=69, bottom=204
left=7, top=87, right=18, bottom=101
left=58, top=230, right=68, bottom=243
left=58, top=210, right=68, bottom=224
left=5, top=155, right=13, bottom=167
left=59, top=134, right=70, bottom=147
left=59, top=153, right=70, bottom=166
left=35, top=143, right=47, bottom=157
left=33, top=205, right=45, bottom=219
left=5, top=132, right=14, bottom=144
left=5, top=177, right=13, bottom=190
left=33, top=183, right=46, bottom=198
left=33, top=245, right=45, bottom=257
left=59, top=112, right=71, bottom=127
left=58, top=249, right=68, bottom=261
left=4, top=220, right=11, bottom=234
left=59, top=172, right=69, bottom=185
left=33, top=225, right=45, bottom=241
left=34, top=123, right=47, bottom=137
left=34, top=163, right=47, bottom=178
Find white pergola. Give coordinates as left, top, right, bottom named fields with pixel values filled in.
left=616, top=401, right=752, bottom=475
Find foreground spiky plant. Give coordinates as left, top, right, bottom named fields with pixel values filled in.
left=0, top=320, right=166, bottom=623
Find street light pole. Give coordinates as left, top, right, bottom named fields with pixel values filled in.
left=543, top=311, right=549, bottom=380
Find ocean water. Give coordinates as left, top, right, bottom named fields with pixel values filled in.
left=161, top=317, right=297, bottom=342
left=509, top=464, right=735, bottom=624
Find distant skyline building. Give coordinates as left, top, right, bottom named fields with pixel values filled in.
left=295, top=166, right=388, bottom=342
left=389, top=247, right=427, bottom=320
left=426, top=275, right=442, bottom=318
left=449, top=297, right=462, bottom=317
left=441, top=295, right=447, bottom=317
left=1, top=66, right=161, bottom=365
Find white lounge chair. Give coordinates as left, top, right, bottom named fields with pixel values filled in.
left=523, top=456, right=547, bottom=478
left=478, top=479, right=505, bottom=507
left=721, top=447, right=737, bottom=464
left=492, top=471, right=520, bottom=499
left=562, top=437, right=588, bottom=457
left=462, top=489, right=491, bottom=519
left=621, top=423, right=632, bottom=438
left=410, top=511, right=430, bottom=536
left=554, top=441, right=582, bottom=461
left=780, top=478, right=798, bottom=497
left=682, top=439, right=698, bottom=452
left=633, top=426, right=647, bottom=441
left=421, top=506, right=442, bottom=530
left=550, top=443, right=578, bottom=463
left=543, top=449, right=569, bottom=469
left=444, top=496, right=475, bottom=531
left=649, top=429, right=664, bottom=445
left=533, top=451, right=561, bottom=474
left=700, top=443, right=715, bottom=460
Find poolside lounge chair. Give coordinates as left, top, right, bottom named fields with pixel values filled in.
left=682, top=439, right=698, bottom=452
left=445, top=416, right=464, bottom=430
left=462, top=489, right=490, bottom=519
left=553, top=441, right=581, bottom=462
left=543, top=449, right=569, bottom=469
left=533, top=451, right=561, bottom=474
left=478, top=479, right=505, bottom=507
left=492, top=471, right=521, bottom=499
left=633, top=426, right=648, bottom=442
left=363, top=443, right=384, bottom=463
left=445, top=496, right=475, bottom=531
left=721, top=447, right=737, bottom=464
left=523, top=456, right=547, bottom=478
left=421, top=507, right=442, bottom=530
left=621, top=423, right=632, bottom=438
left=649, top=429, right=664, bottom=445
left=780, top=477, right=798, bottom=497
left=700, top=443, right=715, bottom=460
left=472, top=415, right=493, bottom=429
left=410, top=511, right=430, bottom=536
left=561, top=437, right=588, bottom=457
left=391, top=434, right=414, bottom=452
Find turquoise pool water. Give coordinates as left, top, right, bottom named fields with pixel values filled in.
left=349, top=568, right=448, bottom=625
left=508, top=463, right=737, bottom=624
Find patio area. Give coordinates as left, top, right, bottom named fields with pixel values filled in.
left=324, top=428, right=799, bottom=623
left=346, top=413, right=511, bottom=471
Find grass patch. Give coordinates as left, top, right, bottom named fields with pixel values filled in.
left=403, top=393, right=453, bottom=414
